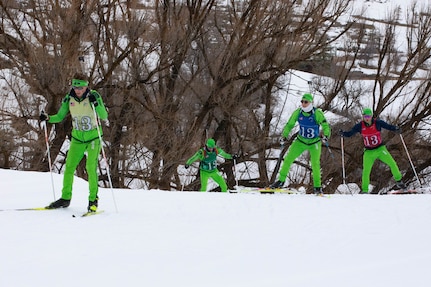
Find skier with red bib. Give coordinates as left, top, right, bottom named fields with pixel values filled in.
left=339, top=108, right=407, bottom=194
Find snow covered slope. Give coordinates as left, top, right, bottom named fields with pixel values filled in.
left=1, top=168, right=431, bottom=287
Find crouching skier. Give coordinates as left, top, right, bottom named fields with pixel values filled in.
left=185, top=138, right=238, bottom=192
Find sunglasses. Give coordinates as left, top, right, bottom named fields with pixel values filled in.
left=72, top=86, right=85, bottom=90
left=301, top=100, right=309, bottom=104
left=363, top=115, right=372, bottom=118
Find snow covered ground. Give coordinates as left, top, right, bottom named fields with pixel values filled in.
left=1, top=168, right=431, bottom=287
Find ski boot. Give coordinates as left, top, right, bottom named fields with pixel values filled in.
left=313, top=187, right=323, bottom=195
left=87, top=197, right=98, bottom=212
left=270, top=180, right=284, bottom=189
left=46, top=198, right=70, bottom=209
left=396, top=180, right=407, bottom=190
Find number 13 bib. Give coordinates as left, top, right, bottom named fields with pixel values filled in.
left=361, top=122, right=382, bottom=148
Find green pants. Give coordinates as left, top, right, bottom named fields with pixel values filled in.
left=362, top=145, right=402, bottom=192
left=200, top=169, right=228, bottom=192
left=278, top=139, right=322, bottom=188
left=61, top=138, right=101, bottom=201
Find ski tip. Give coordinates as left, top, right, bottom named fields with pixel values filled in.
left=17, top=207, right=50, bottom=211
left=80, top=210, right=105, bottom=217
left=383, top=189, right=419, bottom=195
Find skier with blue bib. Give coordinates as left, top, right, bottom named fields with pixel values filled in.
left=270, top=93, right=331, bottom=194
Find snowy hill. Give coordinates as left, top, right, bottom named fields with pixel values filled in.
left=1, top=168, right=431, bottom=287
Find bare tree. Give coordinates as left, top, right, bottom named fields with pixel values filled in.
left=170, top=0, right=355, bottom=190
left=0, top=0, right=96, bottom=172
left=2, top=0, right=431, bottom=194
left=319, top=3, right=431, bottom=193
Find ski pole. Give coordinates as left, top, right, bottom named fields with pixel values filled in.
left=399, top=133, right=422, bottom=187
left=41, top=119, right=56, bottom=200
left=322, top=136, right=334, bottom=159
left=244, top=160, right=253, bottom=181
left=340, top=136, right=353, bottom=195
left=181, top=165, right=195, bottom=191
left=275, top=138, right=286, bottom=166
left=233, top=156, right=239, bottom=189
left=340, top=137, right=346, bottom=185
left=91, top=103, right=118, bottom=212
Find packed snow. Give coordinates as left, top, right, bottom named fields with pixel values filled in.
left=1, top=168, right=431, bottom=287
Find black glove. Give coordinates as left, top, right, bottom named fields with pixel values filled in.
left=339, top=129, right=345, bottom=137
left=88, top=93, right=98, bottom=107
left=39, top=111, right=49, bottom=122
left=321, top=136, right=328, bottom=145
left=394, top=126, right=402, bottom=134
left=185, top=164, right=190, bottom=169
left=232, top=154, right=239, bottom=160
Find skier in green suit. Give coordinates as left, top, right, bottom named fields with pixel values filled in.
left=185, top=138, right=237, bottom=192
left=339, top=107, right=406, bottom=194
left=270, top=93, right=331, bottom=194
left=40, top=73, right=108, bottom=212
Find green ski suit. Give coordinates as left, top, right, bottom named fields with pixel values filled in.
left=341, top=118, right=402, bottom=193
left=48, top=89, right=108, bottom=201
left=186, top=146, right=232, bottom=192
left=278, top=108, right=331, bottom=188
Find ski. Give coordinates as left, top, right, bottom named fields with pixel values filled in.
left=77, top=210, right=105, bottom=217
left=231, top=187, right=331, bottom=197
left=315, top=193, right=331, bottom=198
left=0, top=207, right=52, bottom=212
left=382, top=189, right=420, bottom=195
left=258, top=188, right=299, bottom=194
left=233, top=187, right=302, bottom=194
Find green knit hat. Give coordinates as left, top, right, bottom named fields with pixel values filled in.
left=206, top=138, right=216, bottom=148
left=362, top=108, right=373, bottom=116
left=302, top=93, right=313, bottom=102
